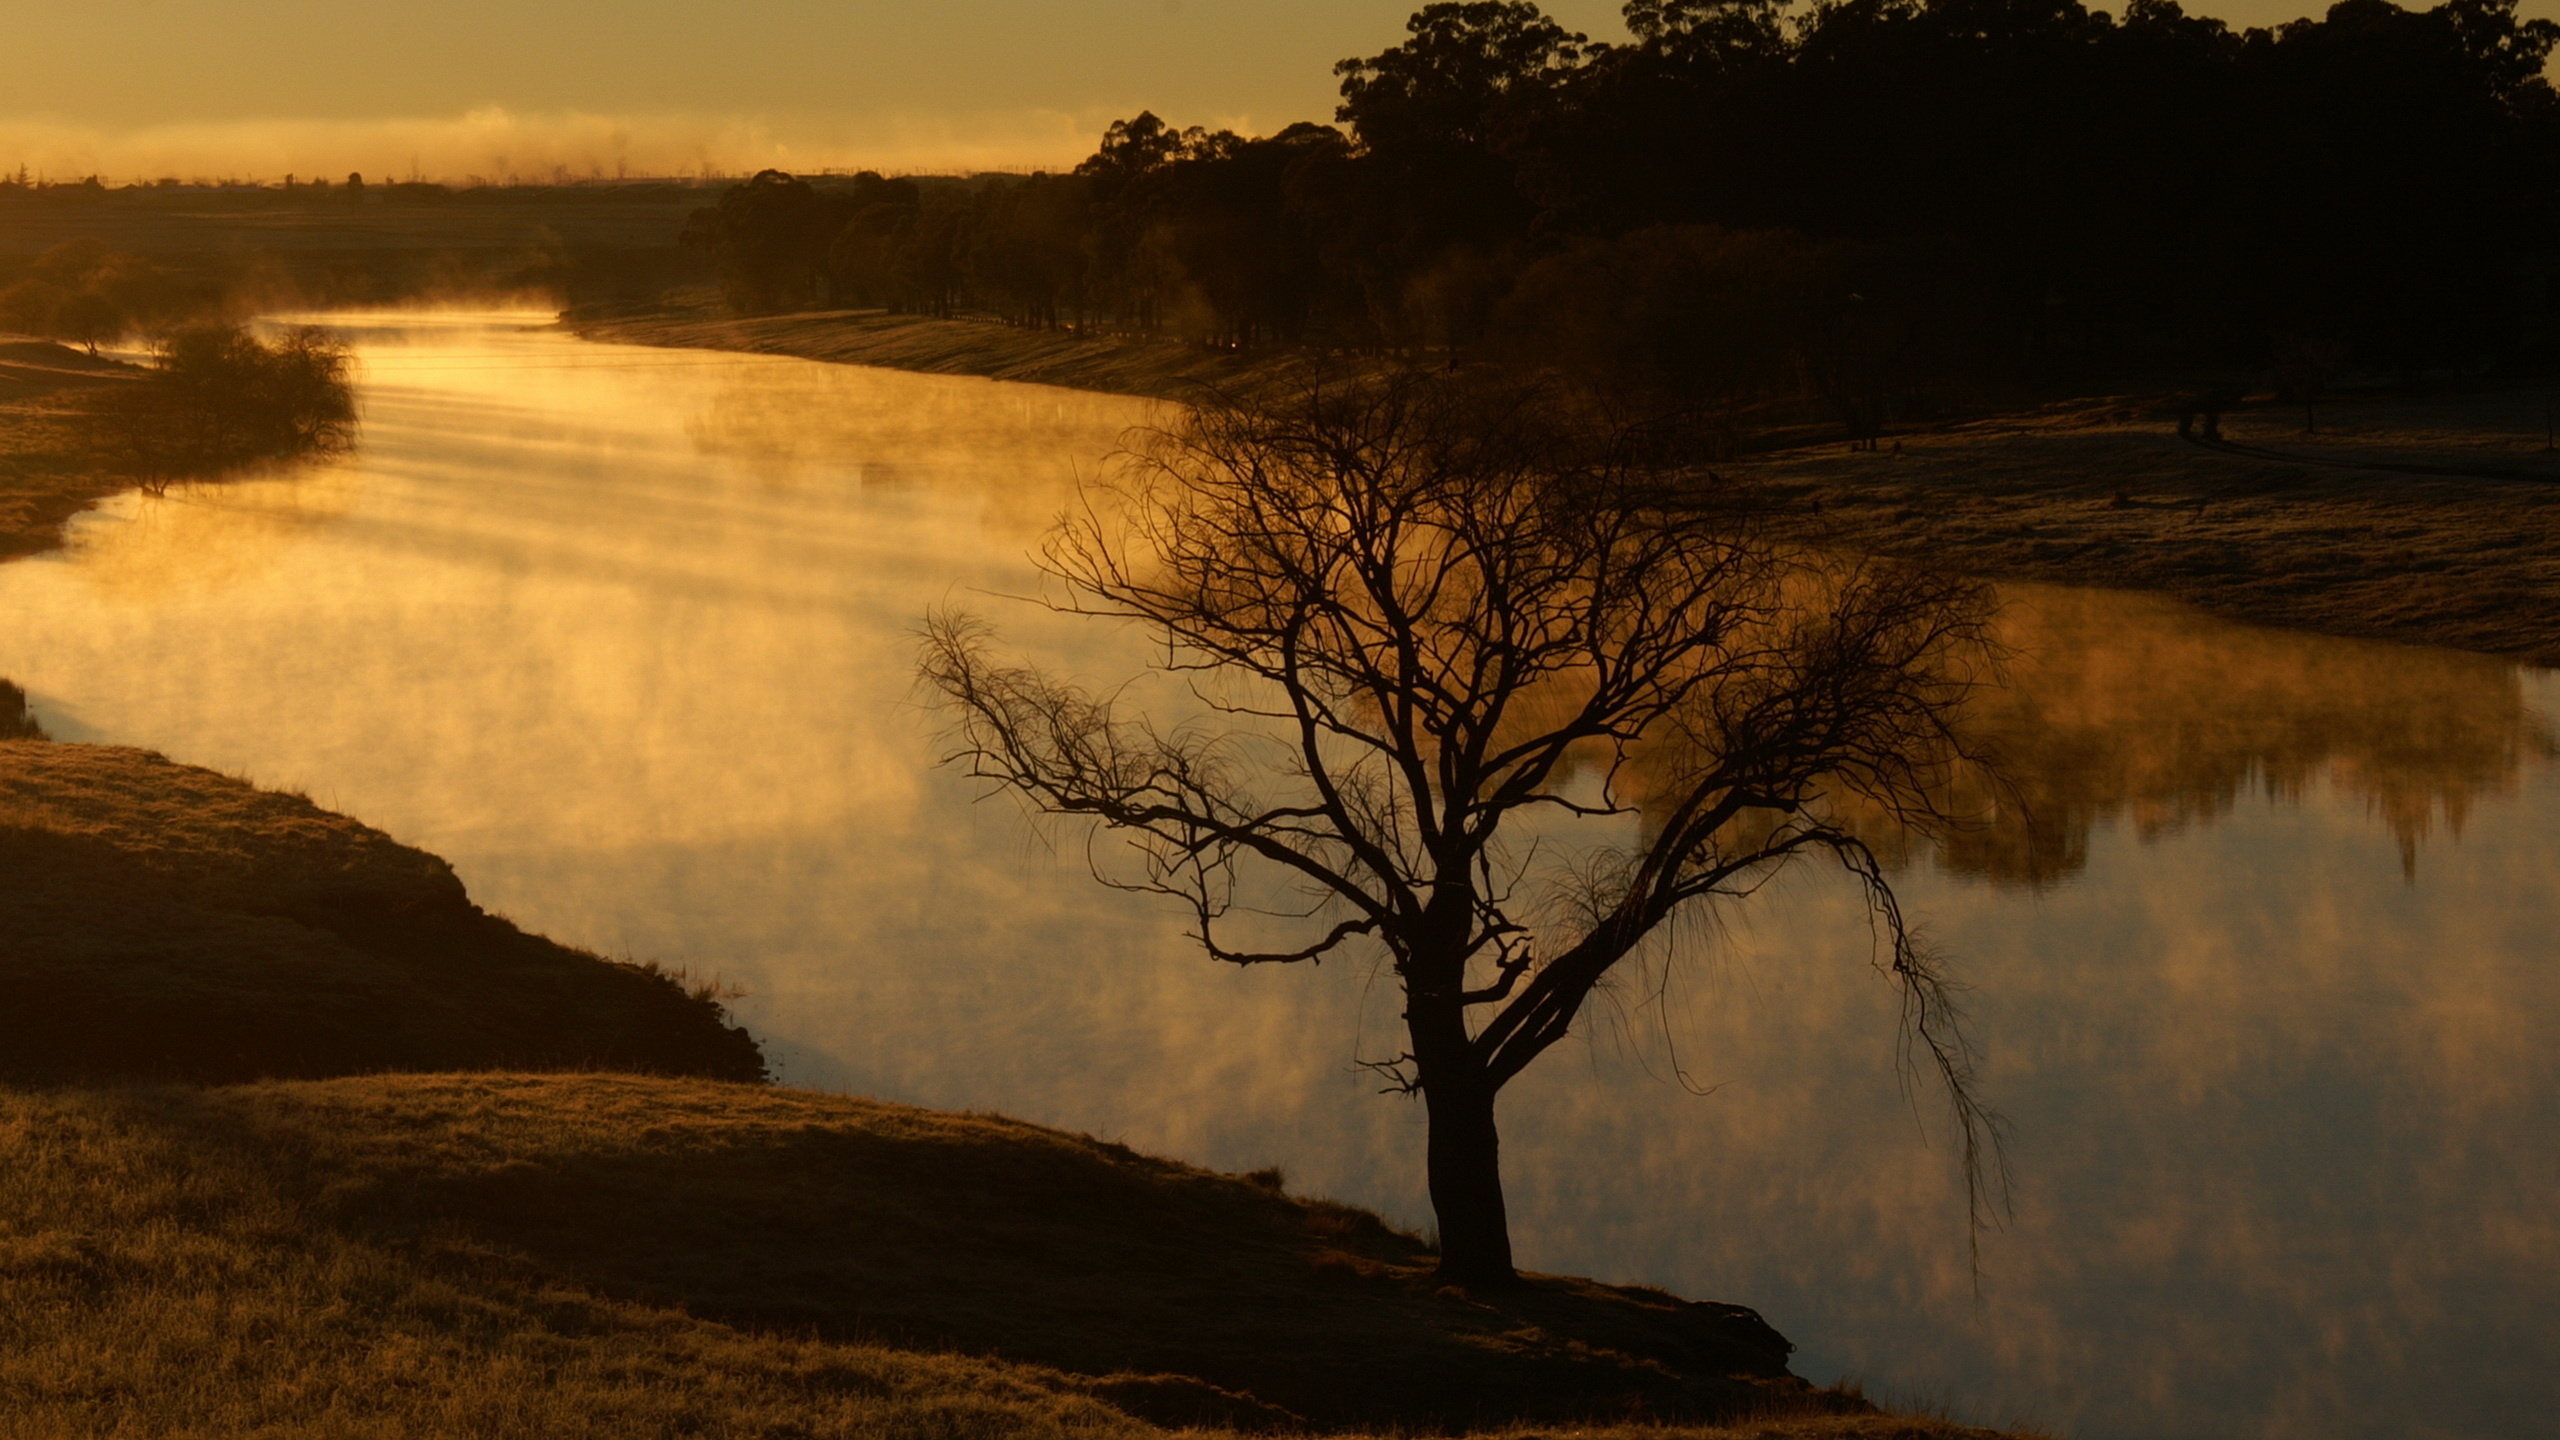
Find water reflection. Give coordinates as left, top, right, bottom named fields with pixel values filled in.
left=1941, top=588, right=2556, bottom=882
left=0, top=313, right=2550, bottom=1440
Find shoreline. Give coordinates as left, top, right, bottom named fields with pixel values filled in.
left=1745, top=396, right=2560, bottom=669
left=0, top=339, right=145, bottom=562
left=568, top=303, right=2560, bottom=669
left=564, top=298, right=1320, bottom=402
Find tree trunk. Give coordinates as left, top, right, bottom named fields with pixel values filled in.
left=1422, top=1075, right=1515, bottom=1286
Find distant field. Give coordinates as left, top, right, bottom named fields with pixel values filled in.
left=0, top=185, right=713, bottom=305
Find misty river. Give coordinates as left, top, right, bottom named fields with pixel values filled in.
left=2, top=311, right=2553, bottom=1440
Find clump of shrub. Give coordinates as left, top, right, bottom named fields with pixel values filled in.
left=87, top=323, right=357, bottom=481
left=0, top=238, right=219, bottom=353
left=1, top=678, right=47, bottom=739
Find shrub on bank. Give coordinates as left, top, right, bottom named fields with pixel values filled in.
left=1, top=678, right=43, bottom=739
left=86, top=324, right=355, bottom=482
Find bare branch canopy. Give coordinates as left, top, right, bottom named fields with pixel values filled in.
left=920, top=369, right=2003, bottom=1285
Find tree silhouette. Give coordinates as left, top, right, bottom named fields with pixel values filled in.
left=922, top=374, right=2000, bottom=1285
left=88, top=325, right=356, bottom=483
left=683, top=0, right=2560, bottom=408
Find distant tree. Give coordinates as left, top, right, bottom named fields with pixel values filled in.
left=0, top=278, right=65, bottom=337
left=682, top=169, right=855, bottom=313
left=53, top=290, right=121, bottom=355
left=1492, top=224, right=1849, bottom=448
left=965, top=173, right=1093, bottom=330
left=669, top=0, right=2560, bottom=396
left=1622, top=0, right=1792, bottom=71
left=1329, top=4, right=1587, bottom=323
left=921, top=373, right=2000, bottom=1285
left=1335, top=1, right=1589, bottom=151
left=827, top=172, right=925, bottom=309
left=897, top=188, right=975, bottom=319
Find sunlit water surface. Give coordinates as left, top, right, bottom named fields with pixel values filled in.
left=5, top=313, right=2554, bottom=1440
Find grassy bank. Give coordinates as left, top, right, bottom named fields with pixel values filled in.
left=0, top=1073, right=2028, bottom=1439
left=569, top=303, right=2560, bottom=667
left=2, top=325, right=361, bottom=560
left=1744, top=392, right=2560, bottom=667
left=0, top=339, right=140, bottom=559
left=0, top=739, right=764, bottom=1084
left=567, top=296, right=1321, bottom=402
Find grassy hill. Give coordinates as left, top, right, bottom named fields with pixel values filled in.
left=0, top=738, right=764, bottom=1084
left=0, top=1072, right=2024, bottom=1438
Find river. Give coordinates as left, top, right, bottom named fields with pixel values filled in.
left=3, top=311, right=2553, bottom=1440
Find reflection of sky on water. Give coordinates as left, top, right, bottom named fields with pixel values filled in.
left=2, top=313, right=2553, bottom=1440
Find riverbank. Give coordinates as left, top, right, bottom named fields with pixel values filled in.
left=0, top=339, right=141, bottom=560
left=0, top=1071, right=2033, bottom=1438
left=0, top=738, right=766, bottom=1084
left=565, top=296, right=1318, bottom=402
left=568, top=303, right=2560, bottom=667
left=1746, top=393, right=2560, bottom=668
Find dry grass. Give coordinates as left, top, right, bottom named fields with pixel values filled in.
left=1741, top=390, right=2560, bottom=666
left=566, top=296, right=1329, bottom=404
left=0, top=1074, right=2036, bottom=1439
left=0, top=339, right=143, bottom=559
left=0, top=740, right=765, bottom=1084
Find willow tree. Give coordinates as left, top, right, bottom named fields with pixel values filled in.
left=920, top=374, right=1997, bottom=1286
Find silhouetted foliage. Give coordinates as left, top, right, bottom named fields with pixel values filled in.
left=682, top=169, right=858, bottom=312
left=921, top=373, right=2001, bottom=1285
left=0, top=679, right=46, bottom=741
left=88, top=325, right=357, bottom=482
left=690, top=0, right=2560, bottom=429
left=0, top=240, right=216, bottom=354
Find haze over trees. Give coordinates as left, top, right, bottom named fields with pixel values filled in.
left=687, top=0, right=2560, bottom=435
left=0, top=240, right=215, bottom=354
left=921, top=375, right=1998, bottom=1284
left=84, top=324, right=358, bottom=482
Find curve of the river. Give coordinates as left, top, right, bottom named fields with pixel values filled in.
left=3, top=312, right=2553, bottom=1440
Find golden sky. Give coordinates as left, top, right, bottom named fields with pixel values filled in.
left=3, top=0, right=2544, bottom=181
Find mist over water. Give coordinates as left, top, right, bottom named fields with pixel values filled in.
left=0, top=107, right=1117, bottom=188
left=2, top=313, right=2552, bottom=1440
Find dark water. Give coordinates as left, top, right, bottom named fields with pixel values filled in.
left=3, top=313, right=2552, bottom=1439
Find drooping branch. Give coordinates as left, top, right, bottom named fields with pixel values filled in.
left=918, top=367, right=2008, bottom=1284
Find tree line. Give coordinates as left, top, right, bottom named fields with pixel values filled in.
left=684, top=0, right=2559, bottom=434
left=0, top=240, right=224, bottom=355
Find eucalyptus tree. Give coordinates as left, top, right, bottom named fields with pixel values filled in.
left=921, top=374, right=1998, bottom=1285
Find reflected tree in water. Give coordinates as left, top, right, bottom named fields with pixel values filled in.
left=1904, top=589, right=2560, bottom=884
left=920, top=374, right=2001, bottom=1284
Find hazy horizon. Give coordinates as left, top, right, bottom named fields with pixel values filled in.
left=11, top=0, right=2547, bottom=185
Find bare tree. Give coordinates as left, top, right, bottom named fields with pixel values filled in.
left=920, top=373, right=1999, bottom=1286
